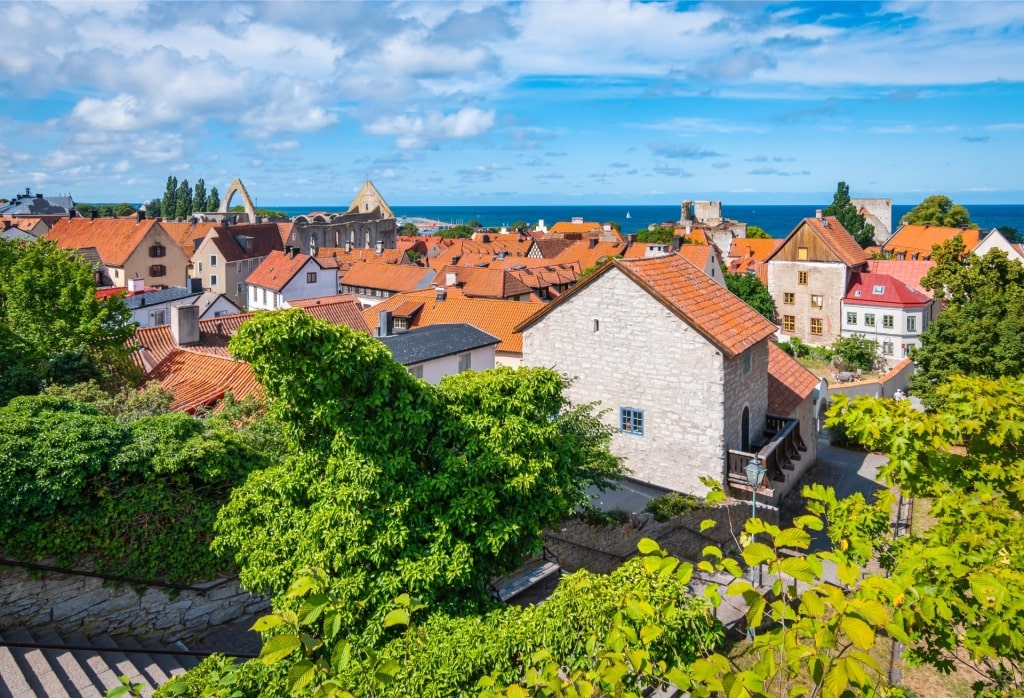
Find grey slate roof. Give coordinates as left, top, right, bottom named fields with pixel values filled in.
left=0, top=193, right=75, bottom=216
left=124, top=287, right=203, bottom=309
left=377, top=323, right=499, bottom=365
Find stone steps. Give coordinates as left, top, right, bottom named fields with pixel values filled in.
left=0, top=628, right=200, bottom=697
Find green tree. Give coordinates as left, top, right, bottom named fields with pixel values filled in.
left=174, top=178, right=192, bottom=220
left=207, top=186, right=220, bottom=212
left=161, top=175, right=177, bottom=219
left=724, top=270, right=777, bottom=322
left=511, top=220, right=531, bottom=232
left=636, top=225, right=675, bottom=244
left=214, top=310, right=622, bottom=637
left=604, top=220, right=621, bottom=233
left=745, top=225, right=771, bottom=239
left=909, top=237, right=1024, bottom=407
left=399, top=221, right=419, bottom=235
left=823, top=181, right=875, bottom=248
left=831, top=375, right=1024, bottom=694
left=901, top=194, right=976, bottom=228
left=193, top=178, right=207, bottom=214
left=113, top=203, right=136, bottom=217
left=143, top=199, right=161, bottom=218
left=0, top=240, right=137, bottom=400
left=997, top=225, right=1021, bottom=244
left=830, top=334, right=879, bottom=371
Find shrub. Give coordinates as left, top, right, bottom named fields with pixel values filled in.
left=831, top=334, right=879, bottom=371
left=644, top=492, right=702, bottom=522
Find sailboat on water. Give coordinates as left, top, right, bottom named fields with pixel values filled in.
left=626, top=211, right=631, bottom=219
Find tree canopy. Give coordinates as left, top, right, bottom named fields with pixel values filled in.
left=215, top=310, right=622, bottom=638
left=745, top=225, right=771, bottom=239
left=901, top=194, right=976, bottom=228
left=724, top=270, right=777, bottom=322
left=0, top=239, right=138, bottom=404
left=636, top=225, right=676, bottom=244
left=823, top=181, right=875, bottom=248
left=908, top=237, right=1024, bottom=407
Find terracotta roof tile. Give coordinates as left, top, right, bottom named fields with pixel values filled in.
left=204, top=223, right=285, bottom=262
left=147, top=350, right=262, bottom=413
left=363, top=288, right=541, bottom=354
left=883, top=225, right=981, bottom=259
left=728, top=237, right=783, bottom=262
left=285, top=294, right=370, bottom=331
left=247, top=250, right=324, bottom=292
left=768, top=217, right=867, bottom=268
left=340, top=262, right=436, bottom=292
left=45, top=217, right=161, bottom=266
left=676, top=244, right=714, bottom=270
left=550, top=239, right=633, bottom=271
left=547, top=220, right=603, bottom=235
left=767, top=342, right=820, bottom=416
left=438, top=264, right=533, bottom=298
left=158, top=221, right=211, bottom=255
left=426, top=236, right=533, bottom=270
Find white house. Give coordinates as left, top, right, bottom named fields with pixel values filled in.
left=374, top=313, right=499, bottom=384
left=245, top=248, right=338, bottom=311
left=840, top=271, right=932, bottom=364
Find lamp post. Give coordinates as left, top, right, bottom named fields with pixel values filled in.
left=744, top=455, right=767, bottom=639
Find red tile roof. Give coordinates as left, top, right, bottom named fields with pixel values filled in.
left=551, top=239, right=633, bottom=271
left=518, top=253, right=777, bottom=358
left=547, top=220, right=603, bottom=235
left=883, top=225, right=981, bottom=259
left=865, top=259, right=936, bottom=297
left=45, top=217, right=161, bottom=266
left=247, top=250, right=324, bottom=292
left=284, top=295, right=369, bottom=331
left=767, top=342, right=820, bottom=416
left=341, top=261, right=436, bottom=293
left=438, top=264, right=533, bottom=298
left=426, top=236, right=533, bottom=270
left=158, top=221, right=211, bottom=256
left=204, top=223, right=285, bottom=262
left=363, top=288, right=541, bottom=354
left=843, top=272, right=931, bottom=307
left=676, top=244, right=715, bottom=271
left=147, top=350, right=261, bottom=413
left=728, top=237, right=783, bottom=262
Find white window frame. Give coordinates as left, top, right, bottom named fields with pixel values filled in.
left=210, top=254, right=218, bottom=267
left=210, top=274, right=218, bottom=287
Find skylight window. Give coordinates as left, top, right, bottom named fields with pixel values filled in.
left=872, top=284, right=886, bottom=295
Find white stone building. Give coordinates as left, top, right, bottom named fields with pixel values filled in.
left=518, top=253, right=816, bottom=502
left=841, top=271, right=932, bottom=364
left=245, top=248, right=338, bottom=311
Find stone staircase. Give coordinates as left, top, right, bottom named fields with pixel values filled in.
left=0, top=628, right=201, bottom=697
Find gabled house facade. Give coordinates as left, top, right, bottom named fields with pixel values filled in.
left=245, top=248, right=338, bottom=311
left=766, top=214, right=868, bottom=346
left=882, top=225, right=981, bottom=261
left=973, top=227, right=1024, bottom=264
left=518, top=253, right=812, bottom=502
left=190, top=223, right=286, bottom=309
left=46, top=216, right=192, bottom=289
left=374, top=317, right=499, bottom=384
left=841, top=271, right=932, bottom=364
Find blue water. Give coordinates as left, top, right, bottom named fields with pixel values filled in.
left=273, top=204, right=1024, bottom=239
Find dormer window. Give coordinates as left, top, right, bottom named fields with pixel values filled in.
left=872, top=284, right=885, bottom=295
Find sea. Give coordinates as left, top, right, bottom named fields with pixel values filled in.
left=272, top=204, right=1024, bottom=239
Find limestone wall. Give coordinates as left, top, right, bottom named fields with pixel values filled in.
left=0, top=564, right=269, bottom=646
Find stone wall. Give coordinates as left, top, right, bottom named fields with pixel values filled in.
left=769, top=260, right=848, bottom=346
left=0, top=564, right=269, bottom=646
left=546, top=501, right=778, bottom=575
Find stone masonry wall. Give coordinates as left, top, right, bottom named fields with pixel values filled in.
left=769, top=261, right=848, bottom=346
left=546, top=501, right=779, bottom=575
left=0, top=564, right=269, bottom=645
left=522, top=267, right=727, bottom=496
left=723, top=342, right=769, bottom=453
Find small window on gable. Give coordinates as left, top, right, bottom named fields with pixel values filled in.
left=306, top=272, right=317, bottom=283
left=872, top=284, right=886, bottom=295
left=593, top=319, right=599, bottom=332
left=620, top=407, right=644, bottom=436
left=210, top=274, right=218, bottom=287
left=743, top=350, right=751, bottom=374
left=210, top=254, right=218, bottom=267
left=798, top=247, right=808, bottom=261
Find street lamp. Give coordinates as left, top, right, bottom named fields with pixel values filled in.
left=744, top=455, right=767, bottom=639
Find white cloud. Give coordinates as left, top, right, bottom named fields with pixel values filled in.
left=365, top=108, right=495, bottom=148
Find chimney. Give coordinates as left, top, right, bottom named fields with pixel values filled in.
left=589, top=238, right=598, bottom=249
left=128, top=277, right=145, bottom=293
left=672, top=236, right=683, bottom=252
left=345, top=241, right=353, bottom=253
left=170, top=304, right=200, bottom=346
left=815, top=209, right=823, bottom=219
left=445, top=271, right=457, bottom=287
left=376, top=310, right=394, bottom=338
left=436, top=287, right=447, bottom=302
left=375, top=240, right=384, bottom=256
left=90, top=210, right=97, bottom=221
left=136, top=210, right=143, bottom=223
left=289, top=246, right=297, bottom=259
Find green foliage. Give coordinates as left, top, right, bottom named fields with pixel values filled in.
left=778, top=336, right=811, bottom=359
left=998, top=225, right=1021, bottom=244
left=207, top=186, right=220, bottom=212
left=438, top=224, right=475, bottom=238
left=229, top=205, right=288, bottom=219
left=909, top=238, right=1024, bottom=407
left=193, top=178, right=207, bottom=214
left=162, top=176, right=178, bottom=220
left=901, top=194, right=976, bottom=228
left=215, top=311, right=623, bottom=639
left=830, top=334, right=879, bottom=371
left=0, top=392, right=281, bottom=582
left=399, top=222, right=419, bottom=235
left=746, top=225, right=771, bottom=239
left=830, top=376, right=1024, bottom=695
left=76, top=203, right=137, bottom=218
left=0, top=239, right=138, bottom=404
left=636, top=225, right=675, bottom=244
left=644, top=492, right=702, bottom=522
left=823, top=181, right=875, bottom=248
left=724, top=271, right=777, bottom=322
left=175, top=178, right=192, bottom=220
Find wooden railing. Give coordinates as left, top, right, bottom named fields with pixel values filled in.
left=727, top=414, right=806, bottom=496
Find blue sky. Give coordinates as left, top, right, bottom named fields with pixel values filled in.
left=2, top=1, right=1023, bottom=206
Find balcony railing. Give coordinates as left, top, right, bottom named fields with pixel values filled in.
left=727, top=414, right=807, bottom=497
